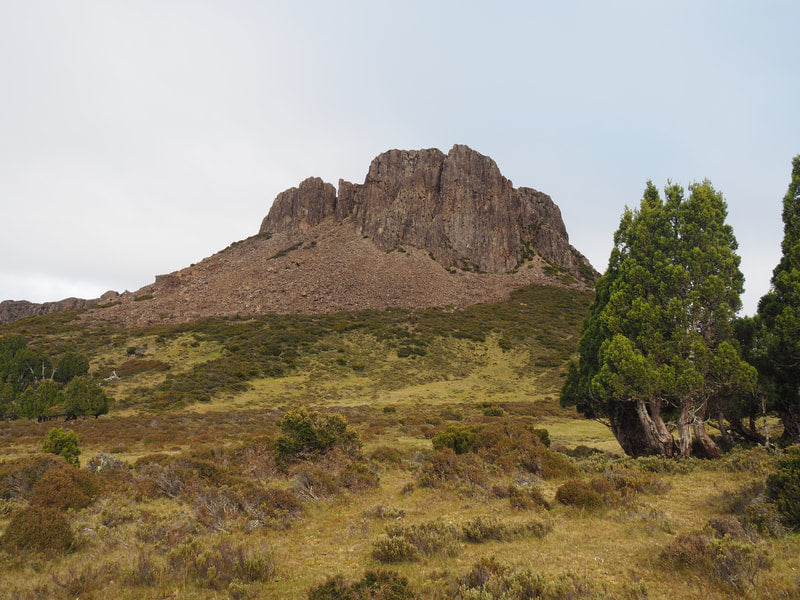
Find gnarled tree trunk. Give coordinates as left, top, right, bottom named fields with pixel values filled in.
left=635, top=397, right=674, bottom=457
left=676, top=402, right=692, bottom=458
left=691, top=400, right=721, bottom=459
left=608, top=400, right=652, bottom=457
left=779, top=408, right=800, bottom=441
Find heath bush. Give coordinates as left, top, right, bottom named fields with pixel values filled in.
left=168, top=537, right=277, bottom=590
left=555, top=479, right=604, bottom=511
left=276, top=406, right=362, bottom=466
left=373, top=520, right=461, bottom=563
left=766, top=446, right=800, bottom=529
left=29, top=464, right=100, bottom=511
left=2, top=505, right=74, bottom=555
left=308, top=570, right=416, bottom=600
left=41, top=427, right=81, bottom=467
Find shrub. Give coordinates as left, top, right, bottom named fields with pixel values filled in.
left=86, top=452, right=126, bottom=474
left=373, top=521, right=461, bottom=563
left=459, top=517, right=550, bottom=544
left=483, top=405, right=505, bottom=417
left=29, top=464, right=100, bottom=510
left=168, top=537, right=277, bottom=590
left=365, top=505, right=406, bottom=520
left=2, top=505, right=74, bottom=555
left=337, top=461, right=380, bottom=492
left=507, top=485, right=550, bottom=511
left=371, top=535, right=420, bottom=563
left=0, top=454, right=65, bottom=501
left=766, top=446, right=800, bottom=529
left=662, top=531, right=770, bottom=589
left=42, top=427, right=81, bottom=467
left=603, top=464, right=669, bottom=497
left=415, top=448, right=488, bottom=492
left=292, top=464, right=340, bottom=501
left=370, top=446, right=406, bottom=466
left=451, top=556, right=547, bottom=600
left=431, top=425, right=472, bottom=455
left=275, top=406, right=361, bottom=465
left=555, top=479, right=604, bottom=510
left=192, top=484, right=304, bottom=530
left=308, top=570, right=415, bottom=600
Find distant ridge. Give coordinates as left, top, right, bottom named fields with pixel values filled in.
left=1, top=145, right=596, bottom=327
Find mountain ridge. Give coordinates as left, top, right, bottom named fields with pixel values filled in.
left=1, top=145, right=596, bottom=326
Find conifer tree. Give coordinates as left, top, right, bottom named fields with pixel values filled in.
left=757, top=155, right=800, bottom=440
left=562, top=180, right=755, bottom=457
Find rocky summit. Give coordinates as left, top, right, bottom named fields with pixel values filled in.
left=1, top=145, right=596, bottom=326
left=262, top=145, right=590, bottom=275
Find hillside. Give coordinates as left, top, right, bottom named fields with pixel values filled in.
left=1, top=145, right=596, bottom=327
left=1, top=286, right=798, bottom=599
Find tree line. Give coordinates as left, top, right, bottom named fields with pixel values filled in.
left=0, top=335, right=108, bottom=421
left=562, top=155, right=800, bottom=457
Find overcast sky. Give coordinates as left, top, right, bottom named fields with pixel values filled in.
left=1, top=1, right=797, bottom=315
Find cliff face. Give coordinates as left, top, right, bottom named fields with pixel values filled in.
left=0, top=292, right=119, bottom=325
left=1, top=144, right=596, bottom=327
left=260, top=144, right=592, bottom=277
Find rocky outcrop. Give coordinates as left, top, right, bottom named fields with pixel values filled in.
left=260, top=144, right=593, bottom=278
left=1, top=144, right=597, bottom=328
left=260, top=177, right=337, bottom=235
left=0, top=291, right=120, bottom=325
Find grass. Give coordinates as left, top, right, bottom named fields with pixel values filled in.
left=0, top=284, right=798, bottom=599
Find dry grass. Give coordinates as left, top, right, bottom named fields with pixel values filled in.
left=0, top=288, right=797, bottom=599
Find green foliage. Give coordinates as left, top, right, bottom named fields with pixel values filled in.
left=431, top=424, right=473, bottom=454
left=275, top=406, right=361, bottom=465
left=2, top=505, right=74, bottom=555
left=53, top=351, right=89, bottom=383
left=42, top=427, right=81, bottom=467
left=755, top=155, right=800, bottom=440
left=308, top=570, right=416, bottom=600
left=766, top=446, right=800, bottom=528
left=460, top=516, right=552, bottom=543
left=62, top=375, right=110, bottom=418
left=449, top=556, right=613, bottom=600
left=562, top=180, right=754, bottom=458
left=17, top=379, right=62, bottom=420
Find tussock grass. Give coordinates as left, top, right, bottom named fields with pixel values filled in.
left=0, top=286, right=798, bottom=598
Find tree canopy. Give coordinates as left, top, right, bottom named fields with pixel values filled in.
left=562, top=180, right=755, bottom=457
left=754, top=155, right=800, bottom=440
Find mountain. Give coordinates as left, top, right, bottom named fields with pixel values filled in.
left=1, top=145, right=596, bottom=327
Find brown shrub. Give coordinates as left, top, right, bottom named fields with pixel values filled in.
left=2, top=505, right=74, bottom=555
left=337, top=461, right=380, bottom=492
left=416, top=448, right=488, bottom=492
left=507, top=485, right=550, bottom=511
left=29, top=465, right=100, bottom=511
left=0, top=454, right=65, bottom=501
left=555, top=479, right=604, bottom=510
left=662, top=531, right=770, bottom=589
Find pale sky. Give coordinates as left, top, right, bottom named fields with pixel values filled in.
left=1, top=1, right=798, bottom=315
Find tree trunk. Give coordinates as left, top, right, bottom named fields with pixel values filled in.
left=608, top=400, right=651, bottom=458
left=634, top=398, right=674, bottom=457
left=729, top=417, right=766, bottom=445
left=691, top=400, right=721, bottom=459
left=676, top=402, right=692, bottom=458
left=779, top=408, right=800, bottom=441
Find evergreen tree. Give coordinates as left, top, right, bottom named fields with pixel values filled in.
left=757, top=155, right=800, bottom=440
left=562, top=181, right=755, bottom=457
left=63, top=376, right=109, bottom=419
left=53, top=351, right=89, bottom=383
